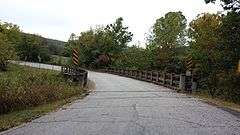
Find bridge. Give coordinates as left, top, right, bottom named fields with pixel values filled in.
left=1, top=62, right=240, bottom=135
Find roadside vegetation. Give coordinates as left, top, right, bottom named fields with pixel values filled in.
left=0, top=21, right=66, bottom=71
left=47, top=55, right=71, bottom=66
left=0, top=18, right=89, bottom=131
left=64, top=0, right=240, bottom=103
left=0, top=64, right=89, bottom=131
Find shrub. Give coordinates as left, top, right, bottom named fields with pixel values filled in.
left=0, top=34, right=16, bottom=71
left=217, top=71, right=240, bottom=103
left=202, top=70, right=240, bottom=103
left=0, top=65, right=85, bottom=114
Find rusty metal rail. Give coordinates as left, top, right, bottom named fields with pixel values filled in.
left=61, top=66, right=88, bottom=87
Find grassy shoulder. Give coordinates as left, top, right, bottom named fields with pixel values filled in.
left=0, top=64, right=92, bottom=131
left=191, top=91, right=240, bottom=113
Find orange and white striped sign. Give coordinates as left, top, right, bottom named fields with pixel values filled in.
left=185, top=55, right=193, bottom=71
left=72, top=48, right=79, bottom=66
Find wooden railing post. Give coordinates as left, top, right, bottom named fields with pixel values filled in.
left=150, top=71, right=153, bottom=82
left=134, top=70, right=136, bottom=78
left=191, top=75, right=197, bottom=91
left=170, top=73, right=173, bottom=86
left=163, top=72, right=166, bottom=84
left=179, top=74, right=186, bottom=90
left=156, top=72, right=159, bottom=83
left=138, top=71, right=141, bottom=80
left=144, top=71, right=147, bottom=80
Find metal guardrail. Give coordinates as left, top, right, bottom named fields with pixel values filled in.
left=61, top=66, right=88, bottom=87
left=101, top=68, right=194, bottom=91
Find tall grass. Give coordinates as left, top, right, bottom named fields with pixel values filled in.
left=0, top=64, right=85, bottom=114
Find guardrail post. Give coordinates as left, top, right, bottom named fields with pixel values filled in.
left=144, top=71, right=147, bottom=80
left=163, top=72, right=166, bottom=84
left=150, top=71, right=153, bottom=81
left=156, top=72, right=159, bottom=83
left=179, top=74, right=186, bottom=90
left=133, top=70, right=137, bottom=78
left=138, top=71, right=141, bottom=80
left=84, top=72, right=88, bottom=86
left=170, top=73, right=173, bottom=86
left=138, top=70, right=140, bottom=79
left=191, top=76, right=197, bottom=91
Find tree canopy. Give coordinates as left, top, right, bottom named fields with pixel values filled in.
left=65, top=17, right=133, bottom=68
left=188, top=13, right=222, bottom=76
left=146, top=11, right=187, bottom=72
left=0, top=22, right=21, bottom=70
left=205, top=0, right=240, bottom=12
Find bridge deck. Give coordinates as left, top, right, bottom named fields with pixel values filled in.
left=2, top=62, right=240, bottom=135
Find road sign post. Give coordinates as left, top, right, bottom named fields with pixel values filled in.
left=184, top=55, right=198, bottom=92
left=238, top=60, right=240, bottom=73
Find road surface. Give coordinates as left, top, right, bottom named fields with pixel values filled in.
left=1, top=62, right=240, bottom=135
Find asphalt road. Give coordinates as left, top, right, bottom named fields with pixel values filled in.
left=1, top=62, right=240, bottom=135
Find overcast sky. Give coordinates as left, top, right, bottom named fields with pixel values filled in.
left=0, top=0, right=223, bottom=45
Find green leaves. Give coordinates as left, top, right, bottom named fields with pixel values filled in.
left=152, top=11, right=187, bottom=49
left=205, top=0, right=240, bottom=12
left=0, top=22, right=20, bottom=71
left=147, top=12, right=187, bottom=72
left=188, top=13, right=222, bottom=76
left=65, top=17, right=133, bottom=68
left=16, top=34, right=50, bottom=62
left=219, top=11, right=240, bottom=70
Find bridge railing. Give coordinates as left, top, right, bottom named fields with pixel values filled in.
left=61, top=66, right=88, bottom=87
left=102, top=68, right=193, bottom=91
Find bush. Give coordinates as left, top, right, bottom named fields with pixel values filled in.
left=0, top=65, right=85, bottom=114
left=0, top=34, right=16, bottom=71
left=202, top=71, right=240, bottom=103
left=217, top=71, right=240, bottom=103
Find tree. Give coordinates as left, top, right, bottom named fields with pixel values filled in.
left=103, top=17, right=133, bottom=66
left=17, top=34, right=50, bottom=62
left=218, top=11, right=240, bottom=71
left=147, top=12, right=187, bottom=72
left=0, top=22, right=21, bottom=46
left=0, top=21, right=21, bottom=70
left=65, top=17, right=133, bottom=68
left=205, top=0, right=240, bottom=12
left=0, top=33, right=16, bottom=71
left=113, top=45, right=153, bottom=70
left=188, top=13, right=222, bottom=76
left=64, top=33, right=78, bottom=57
left=203, top=0, right=240, bottom=101
left=152, top=12, right=187, bottom=49
left=104, top=17, right=133, bottom=53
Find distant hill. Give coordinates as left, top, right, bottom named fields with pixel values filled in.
left=43, top=37, right=66, bottom=56
left=22, top=33, right=66, bottom=56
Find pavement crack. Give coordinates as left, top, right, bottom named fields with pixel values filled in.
left=131, top=104, right=147, bottom=135
left=138, top=115, right=205, bottom=127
